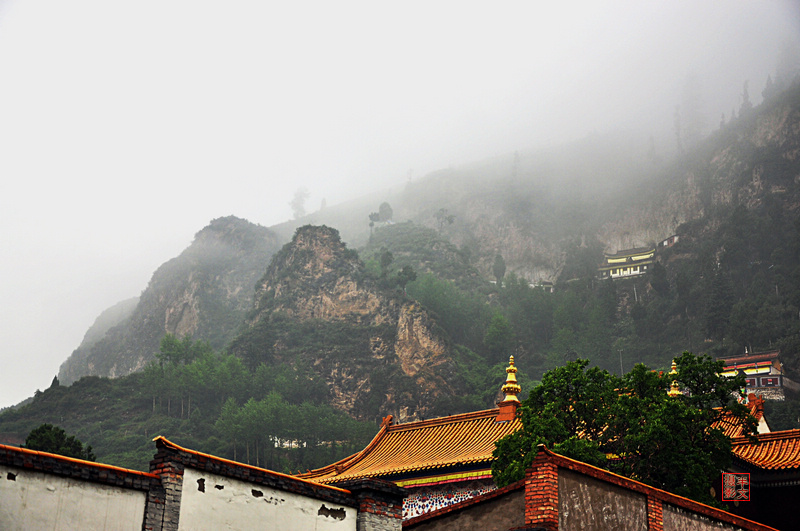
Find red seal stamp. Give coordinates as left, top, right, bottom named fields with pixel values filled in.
left=722, top=472, right=750, bottom=501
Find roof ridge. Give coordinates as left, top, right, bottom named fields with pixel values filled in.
left=732, top=429, right=800, bottom=445
left=719, top=351, right=780, bottom=362
left=604, top=246, right=655, bottom=256
left=387, top=408, right=499, bottom=431
left=154, top=436, right=351, bottom=494
left=297, top=424, right=391, bottom=479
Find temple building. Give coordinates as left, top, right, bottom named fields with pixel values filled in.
left=722, top=429, right=800, bottom=530
left=300, top=357, right=782, bottom=524
left=298, top=357, right=523, bottom=519
left=1, top=354, right=790, bottom=529
left=657, top=234, right=679, bottom=249
left=719, top=350, right=790, bottom=401
left=598, top=246, right=656, bottom=279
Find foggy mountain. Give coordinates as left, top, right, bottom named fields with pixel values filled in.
left=2, top=80, right=799, bottom=472
left=57, top=82, right=800, bottom=389
left=58, top=217, right=279, bottom=384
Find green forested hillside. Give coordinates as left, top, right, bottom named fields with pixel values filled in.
left=0, top=336, right=377, bottom=472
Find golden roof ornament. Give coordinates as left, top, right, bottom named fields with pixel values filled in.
left=667, top=359, right=682, bottom=397
left=500, top=355, right=522, bottom=403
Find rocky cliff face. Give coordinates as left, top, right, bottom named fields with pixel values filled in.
left=269, top=89, right=800, bottom=286
left=599, top=89, right=800, bottom=252
left=231, top=225, right=464, bottom=421
left=59, top=216, right=279, bottom=384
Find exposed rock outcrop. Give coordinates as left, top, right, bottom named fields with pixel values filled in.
left=59, top=216, right=279, bottom=384
left=232, top=225, right=464, bottom=421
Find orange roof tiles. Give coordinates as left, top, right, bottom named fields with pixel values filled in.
left=298, top=408, right=521, bottom=484
left=719, top=351, right=782, bottom=374
left=732, top=429, right=800, bottom=471
left=713, top=395, right=767, bottom=438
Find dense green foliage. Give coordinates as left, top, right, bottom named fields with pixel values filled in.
left=0, top=335, right=377, bottom=472
left=492, top=353, right=756, bottom=505
left=379, top=190, right=800, bottom=389
left=364, top=222, right=485, bottom=291
left=25, top=423, right=96, bottom=461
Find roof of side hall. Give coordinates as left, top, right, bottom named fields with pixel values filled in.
left=603, top=246, right=655, bottom=258
left=297, top=408, right=521, bottom=485
left=732, top=429, right=800, bottom=471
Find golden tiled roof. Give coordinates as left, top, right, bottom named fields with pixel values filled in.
left=732, top=429, right=800, bottom=471
left=298, top=408, right=521, bottom=484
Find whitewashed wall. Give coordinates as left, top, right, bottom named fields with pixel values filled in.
left=178, top=467, right=357, bottom=530
left=0, top=464, right=146, bottom=531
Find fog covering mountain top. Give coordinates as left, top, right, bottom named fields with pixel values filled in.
left=55, top=82, right=800, bottom=393
left=2, top=0, right=799, bottom=408
left=58, top=217, right=279, bottom=385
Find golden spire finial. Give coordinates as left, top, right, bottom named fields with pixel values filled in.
left=667, top=359, right=682, bottom=397
left=500, top=355, right=521, bottom=403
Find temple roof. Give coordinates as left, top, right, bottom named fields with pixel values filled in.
left=713, top=394, right=769, bottom=438
left=732, top=429, right=800, bottom=471
left=297, top=408, right=521, bottom=485
left=717, top=350, right=782, bottom=376
left=718, top=349, right=779, bottom=363
left=603, top=246, right=655, bottom=259
left=298, top=360, right=775, bottom=487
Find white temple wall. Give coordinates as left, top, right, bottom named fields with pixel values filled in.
left=178, top=467, right=357, bottom=531
left=0, top=464, right=146, bottom=531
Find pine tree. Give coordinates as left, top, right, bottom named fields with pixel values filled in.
left=740, top=80, right=753, bottom=116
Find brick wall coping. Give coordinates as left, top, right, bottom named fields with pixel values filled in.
left=153, top=436, right=358, bottom=506
left=402, top=478, right=526, bottom=528
left=0, top=442, right=158, bottom=490
left=534, top=445, right=779, bottom=531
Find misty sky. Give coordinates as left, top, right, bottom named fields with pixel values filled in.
left=1, top=0, right=798, bottom=407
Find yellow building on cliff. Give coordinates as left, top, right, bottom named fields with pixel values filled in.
left=598, top=246, right=656, bottom=279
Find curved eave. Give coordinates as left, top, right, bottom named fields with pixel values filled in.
left=297, top=423, right=391, bottom=480
left=298, top=408, right=520, bottom=484
left=316, top=455, right=496, bottom=484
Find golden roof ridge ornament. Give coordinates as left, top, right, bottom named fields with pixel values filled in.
left=500, top=355, right=521, bottom=403
left=667, top=359, right=682, bottom=397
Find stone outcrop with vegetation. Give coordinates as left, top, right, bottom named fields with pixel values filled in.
left=58, top=216, right=279, bottom=384
left=231, top=225, right=474, bottom=421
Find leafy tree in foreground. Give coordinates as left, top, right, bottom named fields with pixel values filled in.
left=492, top=353, right=755, bottom=505
left=25, top=423, right=96, bottom=461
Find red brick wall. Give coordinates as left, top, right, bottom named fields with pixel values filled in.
left=647, top=496, right=664, bottom=531
left=524, top=455, right=559, bottom=529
